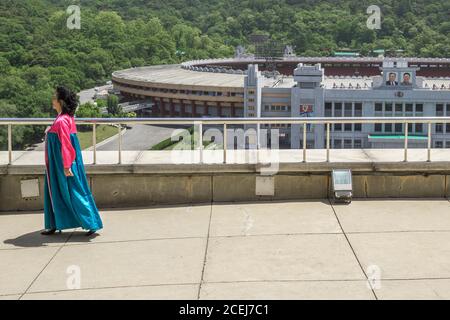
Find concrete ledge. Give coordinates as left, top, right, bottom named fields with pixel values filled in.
left=2, top=171, right=450, bottom=212
left=2, top=149, right=450, bottom=211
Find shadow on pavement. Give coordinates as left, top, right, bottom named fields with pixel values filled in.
left=3, top=230, right=99, bottom=248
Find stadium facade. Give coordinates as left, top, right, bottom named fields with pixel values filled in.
left=112, top=56, right=450, bottom=149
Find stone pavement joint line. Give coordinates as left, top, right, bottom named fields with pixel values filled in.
left=197, top=203, right=213, bottom=300
left=328, top=199, right=378, bottom=300
left=18, top=230, right=74, bottom=300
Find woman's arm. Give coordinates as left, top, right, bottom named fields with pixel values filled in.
left=55, top=116, right=76, bottom=170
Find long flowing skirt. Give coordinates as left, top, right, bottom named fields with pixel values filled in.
left=44, top=132, right=103, bottom=231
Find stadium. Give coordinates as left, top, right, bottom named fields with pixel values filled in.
left=111, top=55, right=450, bottom=149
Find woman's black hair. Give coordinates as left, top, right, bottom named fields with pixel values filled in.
left=56, top=86, right=78, bottom=116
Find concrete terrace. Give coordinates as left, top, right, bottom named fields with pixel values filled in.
left=2, top=199, right=450, bottom=299
left=2, top=148, right=450, bottom=299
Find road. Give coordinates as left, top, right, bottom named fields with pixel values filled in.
left=78, top=85, right=112, bottom=105
left=30, top=124, right=179, bottom=151
left=96, top=124, right=179, bottom=151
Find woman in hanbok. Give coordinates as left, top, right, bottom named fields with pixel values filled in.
left=41, top=86, right=103, bottom=236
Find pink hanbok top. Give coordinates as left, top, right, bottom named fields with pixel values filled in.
left=47, top=113, right=77, bottom=169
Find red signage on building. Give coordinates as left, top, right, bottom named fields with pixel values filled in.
left=300, top=105, right=313, bottom=113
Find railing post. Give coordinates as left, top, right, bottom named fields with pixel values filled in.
left=256, top=122, right=260, bottom=150
left=223, top=123, right=227, bottom=164
left=302, top=122, right=307, bottom=162
left=92, top=123, right=97, bottom=165
left=198, top=122, right=203, bottom=164
left=427, top=122, right=431, bottom=162
left=7, top=124, right=12, bottom=165
left=118, top=124, right=122, bottom=164
left=326, top=122, right=330, bottom=162
left=404, top=122, right=408, bottom=162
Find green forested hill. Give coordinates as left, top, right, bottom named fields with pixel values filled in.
left=0, top=0, right=449, bottom=135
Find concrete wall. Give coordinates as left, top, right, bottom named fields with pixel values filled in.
left=2, top=168, right=450, bottom=212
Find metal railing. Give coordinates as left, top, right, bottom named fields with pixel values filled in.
left=1, top=117, right=450, bottom=165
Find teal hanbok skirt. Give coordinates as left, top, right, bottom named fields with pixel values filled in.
left=44, top=132, right=103, bottom=231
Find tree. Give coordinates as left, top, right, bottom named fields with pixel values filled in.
left=106, top=95, right=121, bottom=115
left=76, top=102, right=102, bottom=118
left=76, top=102, right=102, bottom=131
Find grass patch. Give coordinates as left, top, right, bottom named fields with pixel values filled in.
left=77, top=125, right=118, bottom=149
left=150, top=126, right=220, bottom=150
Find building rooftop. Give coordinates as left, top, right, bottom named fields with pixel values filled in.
left=113, top=64, right=246, bottom=88
left=113, top=64, right=450, bottom=90
left=323, top=76, right=450, bottom=90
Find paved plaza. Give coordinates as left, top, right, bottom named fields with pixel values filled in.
left=3, top=148, right=450, bottom=165
left=1, top=199, right=450, bottom=299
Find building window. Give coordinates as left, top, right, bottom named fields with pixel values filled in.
left=344, top=139, right=352, bottom=148
left=354, top=103, right=362, bottom=116
left=415, top=104, right=423, bottom=115
left=407, top=123, right=413, bottom=133
left=446, top=141, right=450, bottom=148
left=334, top=123, right=342, bottom=131
left=435, top=141, right=444, bottom=148
left=395, top=103, right=403, bottom=116
left=354, top=139, right=362, bottom=148
left=436, top=123, right=443, bottom=133
left=405, top=104, right=413, bottom=116
left=325, top=102, right=332, bottom=117
left=416, top=123, right=423, bottom=133
left=385, top=123, right=392, bottom=132
left=334, top=103, right=342, bottom=117
left=334, top=139, right=342, bottom=149
left=437, top=104, right=444, bottom=116
left=375, top=123, right=382, bottom=132
left=344, top=103, right=352, bottom=117
left=395, top=123, right=403, bottom=133
left=265, top=105, right=269, bottom=111
left=354, top=123, right=362, bottom=131
left=385, top=103, right=393, bottom=116
left=375, top=103, right=382, bottom=115
left=344, top=123, right=352, bottom=131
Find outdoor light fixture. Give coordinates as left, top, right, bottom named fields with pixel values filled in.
left=331, top=169, right=353, bottom=203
